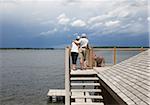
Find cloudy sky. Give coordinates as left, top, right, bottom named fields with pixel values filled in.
left=1, top=0, right=150, bottom=48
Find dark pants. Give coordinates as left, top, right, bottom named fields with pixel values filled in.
left=71, top=52, right=78, bottom=64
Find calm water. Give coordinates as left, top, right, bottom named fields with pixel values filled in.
left=0, top=50, right=65, bottom=105
left=0, top=49, right=140, bottom=105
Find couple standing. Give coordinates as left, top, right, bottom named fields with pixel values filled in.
left=71, top=33, right=89, bottom=70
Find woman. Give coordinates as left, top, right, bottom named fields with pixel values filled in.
left=71, top=36, right=80, bottom=70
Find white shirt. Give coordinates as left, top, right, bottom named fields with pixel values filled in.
left=79, top=38, right=89, bottom=48
left=71, top=40, right=79, bottom=53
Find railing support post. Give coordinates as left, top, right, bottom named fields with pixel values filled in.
left=140, top=47, right=144, bottom=52
left=87, top=48, right=93, bottom=69
left=65, top=47, right=71, bottom=105
left=114, top=47, right=117, bottom=65
left=90, top=48, right=93, bottom=68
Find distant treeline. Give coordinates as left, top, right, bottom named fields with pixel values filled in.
left=0, top=46, right=149, bottom=50
left=0, top=48, right=64, bottom=50
left=93, top=46, right=150, bottom=48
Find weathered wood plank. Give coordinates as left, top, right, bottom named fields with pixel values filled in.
left=71, top=77, right=99, bottom=81
left=71, top=103, right=104, bottom=105
left=71, top=89, right=101, bottom=92
left=71, top=95, right=103, bottom=99
left=72, top=91, right=85, bottom=103
left=47, top=89, right=65, bottom=96
left=71, top=70, right=97, bottom=75
left=65, top=47, right=71, bottom=105
left=71, top=83, right=100, bottom=86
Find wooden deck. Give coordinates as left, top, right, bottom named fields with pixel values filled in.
left=94, top=49, right=150, bottom=105
left=47, top=48, right=149, bottom=105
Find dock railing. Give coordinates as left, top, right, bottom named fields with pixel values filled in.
left=93, top=47, right=148, bottom=66
left=65, top=47, right=71, bottom=105
left=65, top=47, right=148, bottom=70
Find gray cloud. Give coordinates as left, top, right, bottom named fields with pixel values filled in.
left=2, top=0, right=148, bottom=37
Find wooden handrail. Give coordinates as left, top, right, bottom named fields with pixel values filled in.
left=93, top=47, right=148, bottom=66
left=65, top=47, right=71, bottom=105
left=93, top=48, right=148, bottom=51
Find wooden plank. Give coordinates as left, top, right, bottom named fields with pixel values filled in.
left=71, top=83, right=100, bottom=86
left=93, top=67, right=111, bottom=72
left=71, top=89, right=101, bottom=92
left=71, top=77, right=99, bottom=81
left=71, top=102, right=104, bottom=105
left=71, top=70, right=97, bottom=75
left=71, top=95, right=103, bottom=99
left=65, top=47, right=71, bottom=105
left=72, top=91, right=85, bottom=103
left=47, top=89, right=65, bottom=96
left=86, top=92, right=92, bottom=103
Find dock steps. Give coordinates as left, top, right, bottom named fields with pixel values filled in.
left=71, top=102, right=104, bottom=105
left=71, top=89, right=101, bottom=92
left=70, top=69, right=104, bottom=105
left=71, top=83, right=100, bottom=86
left=71, top=95, right=103, bottom=99
left=71, top=77, right=99, bottom=81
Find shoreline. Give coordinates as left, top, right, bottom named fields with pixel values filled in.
left=0, top=46, right=149, bottom=50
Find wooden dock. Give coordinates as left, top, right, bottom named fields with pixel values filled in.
left=47, top=48, right=149, bottom=105
left=94, top=49, right=150, bottom=105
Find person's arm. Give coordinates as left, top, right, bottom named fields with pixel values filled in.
left=74, top=40, right=80, bottom=46
left=86, top=39, right=89, bottom=49
left=87, top=40, right=89, bottom=49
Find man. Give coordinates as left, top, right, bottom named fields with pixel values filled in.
left=79, top=33, right=89, bottom=70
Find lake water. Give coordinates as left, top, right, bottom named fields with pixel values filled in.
left=0, top=50, right=65, bottom=105
left=0, top=49, right=140, bottom=105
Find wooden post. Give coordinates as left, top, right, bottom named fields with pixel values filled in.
left=87, top=48, right=93, bottom=69
left=140, top=47, right=144, bottom=52
left=114, top=47, right=117, bottom=65
left=65, top=47, right=71, bottom=105
left=89, top=48, right=93, bottom=68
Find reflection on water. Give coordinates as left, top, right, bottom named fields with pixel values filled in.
left=0, top=49, right=140, bottom=105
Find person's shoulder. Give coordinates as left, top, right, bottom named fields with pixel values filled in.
left=87, top=39, right=89, bottom=42
left=74, top=40, right=80, bottom=44
left=83, top=37, right=88, bottom=40
left=79, top=38, right=82, bottom=42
